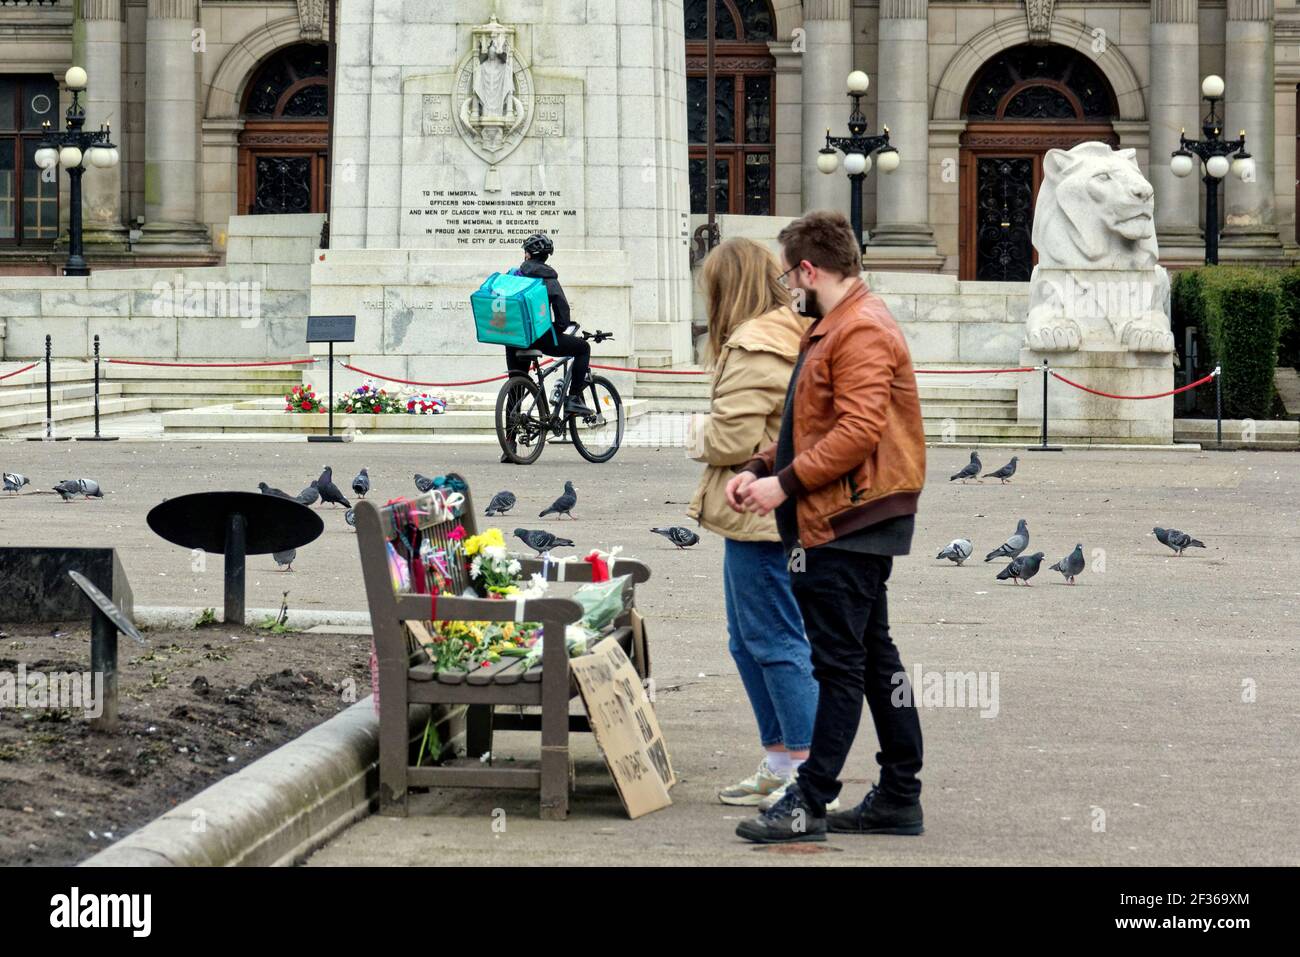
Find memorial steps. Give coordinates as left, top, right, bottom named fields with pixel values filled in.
left=0, top=361, right=304, bottom=437
left=632, top=362, right=1040, bottom=446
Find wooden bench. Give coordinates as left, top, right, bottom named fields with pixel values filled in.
left=354, top=476, right=652, bottom=820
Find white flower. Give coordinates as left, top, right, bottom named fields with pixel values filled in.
left=507, top=560, right=521, bottom=575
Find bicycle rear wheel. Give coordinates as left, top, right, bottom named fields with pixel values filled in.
left=569, top=374, right=624, bottom=463
left=496, top=375, right=547, bottom=465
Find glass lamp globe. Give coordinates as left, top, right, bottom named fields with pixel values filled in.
left=58, top=146, right=83, bottom=168
left=1170, top=152, right=1194, bottom=178
left=1201, top=75, right=1225, bottom=99
left=34, top=147, right=59, bottom=170
left=846, top=71, right=870, bottom=95
left=843, top=152, right=869, bottom=175
left=88, top=147, right=113, bottom=168
left=816, top=150, right=840, bottom=175
left=65, top=66, right=88, bottom=92
left=1231, top=155, right=1255, bottom=181
left=1206, top=155, right=1230, bottom=179
left=877, top=149, right=901, bottom=174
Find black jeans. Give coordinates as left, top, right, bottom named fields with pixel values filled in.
left=506, top=329, right=591, bottom=397
left=791, top=549, right=923, bottom=814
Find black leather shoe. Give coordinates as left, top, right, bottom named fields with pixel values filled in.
left=827, top=784, right=924, bottom=835
left=564, top=396, right=595, bottom=418
left=735, top=783, right=827, bottom=844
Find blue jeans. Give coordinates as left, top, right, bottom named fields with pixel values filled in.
left=723, top=538, right=818, bottom=751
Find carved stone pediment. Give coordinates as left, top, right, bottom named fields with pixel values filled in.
left=297, top=0, right=326, bottom=40
left=1024, top=0, right=1055, bottom=42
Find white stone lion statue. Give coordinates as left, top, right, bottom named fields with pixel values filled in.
left=1026, top=142, right=1173, bottom=353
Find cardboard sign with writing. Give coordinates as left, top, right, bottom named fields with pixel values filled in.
left=570, top=636, right=675, bottom=819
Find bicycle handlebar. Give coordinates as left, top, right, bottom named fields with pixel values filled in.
left=580, top=328, right=615, bottom=343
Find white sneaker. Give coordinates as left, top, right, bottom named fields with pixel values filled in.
left=758, top=778, right=841, bottom=813
left=717, top=758, right=790, bottom=807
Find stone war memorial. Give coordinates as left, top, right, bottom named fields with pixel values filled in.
left=313, top=3, right=694, bottom=390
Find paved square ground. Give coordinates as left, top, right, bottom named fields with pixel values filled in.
left=1, top=439, right=1296, bottom=865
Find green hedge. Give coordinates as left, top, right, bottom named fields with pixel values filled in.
left=1172, top=266, right=1281, bottom=419
left=1277, top=266, right=1300, bottom=370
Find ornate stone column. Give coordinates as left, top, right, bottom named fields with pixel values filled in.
left=78, top=0, right=129, bottom=250
left=135, top=0, right=210, bottom=251
left=1149, top=0, right=1202, bottom=254
left=864, top=0, right=940, bottom=266
left=799, top=0, right=853, bottom=215
left=1222, top=0, right=1281, bottom=254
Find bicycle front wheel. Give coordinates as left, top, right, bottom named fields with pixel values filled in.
left=496, top=375, right=547, bottom=465
left=569, top=374, right=624, bottom=463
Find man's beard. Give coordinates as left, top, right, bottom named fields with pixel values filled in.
left=796, top=288, right=823, bottom=319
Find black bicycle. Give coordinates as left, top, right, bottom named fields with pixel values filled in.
left=495, top=326, right=625, bottom=464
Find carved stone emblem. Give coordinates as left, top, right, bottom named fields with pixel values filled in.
left=453, top=15, right=533, bottom=163
left=296, top=0, right=327, bottom=40
left=1024, top=0, right=1055, bottom=42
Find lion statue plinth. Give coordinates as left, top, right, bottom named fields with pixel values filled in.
left=1025, top=142, right=1174, bottom=354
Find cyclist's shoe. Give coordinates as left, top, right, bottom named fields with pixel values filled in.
left=564, top=395, right=595, bottom=418
left=500, top=451, right=512, bottom=464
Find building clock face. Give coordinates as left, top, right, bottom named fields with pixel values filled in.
left=451, top=15, right=536, bottom=165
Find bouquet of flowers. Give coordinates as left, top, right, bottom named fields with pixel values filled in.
left=405, top=393, right=448, bottom=415
left=462, top=528, right=522, bottom=597
left=335, top=380, right=406, bottom=415
left=284, top=383, right=321, bottom=413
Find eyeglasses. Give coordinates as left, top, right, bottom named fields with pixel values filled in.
left=777, top=263, right=801, bottom=288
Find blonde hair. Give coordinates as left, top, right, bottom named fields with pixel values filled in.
left=698, top=237, right=792, bottom=368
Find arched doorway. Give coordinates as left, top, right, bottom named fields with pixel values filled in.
left=684, top=0, right=777, bottom=215
left=237, top=43, right=329, bottom=216
left=959, top=43, right=1118, bottom=281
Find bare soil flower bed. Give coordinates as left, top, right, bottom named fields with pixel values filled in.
left=0, top=621, right=371, bottom=866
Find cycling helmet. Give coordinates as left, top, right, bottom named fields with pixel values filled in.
left=522, top=232, right=554, bottom=258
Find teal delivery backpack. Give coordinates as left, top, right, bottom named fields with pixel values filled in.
left=470, top=271, right=554, bottom=348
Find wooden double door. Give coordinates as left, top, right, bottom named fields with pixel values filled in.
left=958, top=122, right=1118, bottom=281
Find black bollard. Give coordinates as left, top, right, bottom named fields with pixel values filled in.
left=1027, top=359, right=1062, bottom=452
left=26, top=333, right=69, bottom=441
left=224, top=511, right=247, bottom=625
left=1215, top=365, right=1223, bottom=449
left=76, top=334, right=119, bottom=442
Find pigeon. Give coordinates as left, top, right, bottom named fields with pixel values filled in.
left=3, top=472, right=30, bottom=493
left=344, top=508, right=357, bottom=529
left=78, top=479, right=103, bottom=499
left=352, top=468, right=370, bottom=498
left=485, top=490, right=517, bottom=516
left=315, top=466, right=352, bottom=508
left=651, top=526, right=700, bottom=549
left=982, top=456, right=1019, bottom=484
left=273, top=549, right=296, bottom=572
left=295, top=482, right=320, bottom=506
left=53, top=480, right=81, bottom=502
left=514, top=528, right=574, bottom=556
left=996, top=551, right=1044, bottom=586
left=936, top=538, right=974, bottom=566
left=1049, top=544, right=1086, bottom=584
left=539, top=481, right=577, bottom=519
left=259, top=481, right=293, bottom=500
left=414, top=473, right=437, bottom=494
left=984, top=519, right=1029, bottom=562
left=1154, top=527, right=1206, bottom=556
left=950, top=451, right=982, bottom=483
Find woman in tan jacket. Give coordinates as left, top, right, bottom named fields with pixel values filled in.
left=687, top=238, right=828, bottom=809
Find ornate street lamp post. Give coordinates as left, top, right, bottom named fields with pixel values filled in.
left=1170, top=74, right=1254, bottom=266
left=32, top=66, right=120, bottom=278
left=816, top=71, right=900, bottom=253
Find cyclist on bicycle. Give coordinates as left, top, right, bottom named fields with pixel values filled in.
left=505, top=233, right=594, bottom=418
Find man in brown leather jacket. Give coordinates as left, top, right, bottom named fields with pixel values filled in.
left=726, top=210, right=927, bottom=844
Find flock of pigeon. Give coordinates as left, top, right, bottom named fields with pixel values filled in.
left=938, top=450, right=1208, bottom=587
left=3, top=471, right=104, bottom=501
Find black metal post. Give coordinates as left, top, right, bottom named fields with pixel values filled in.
left=306, top=340, right=345, bottom=442
left=705, top=0, right=717, bottom=252
left=65, top=163, right=88, bottom=276
left=89, top=606, right=118, bottom=731
left=224, top=512, right=247, bottom=626
left=1028, top=359, right=1063, bottom=452
left=44, top=334, right=52, bottom=438
left=849, top=172, right=866, bottom=253
left=1204, top=171, right=1220, bottom=266
left=77, top=333, right=119, bottom=441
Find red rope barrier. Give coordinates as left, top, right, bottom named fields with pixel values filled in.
left=340, top=359, right=555, bottom=388
left=915, top=367, right=1036, bottom=375
left=1049, top=369, right=1217, bottom=401
left=108, top=358, right=318, bottom=368
left=0, top=362, right=38, bottom=382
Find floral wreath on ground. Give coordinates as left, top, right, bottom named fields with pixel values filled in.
left=282, top=379, right=448, bottom=415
